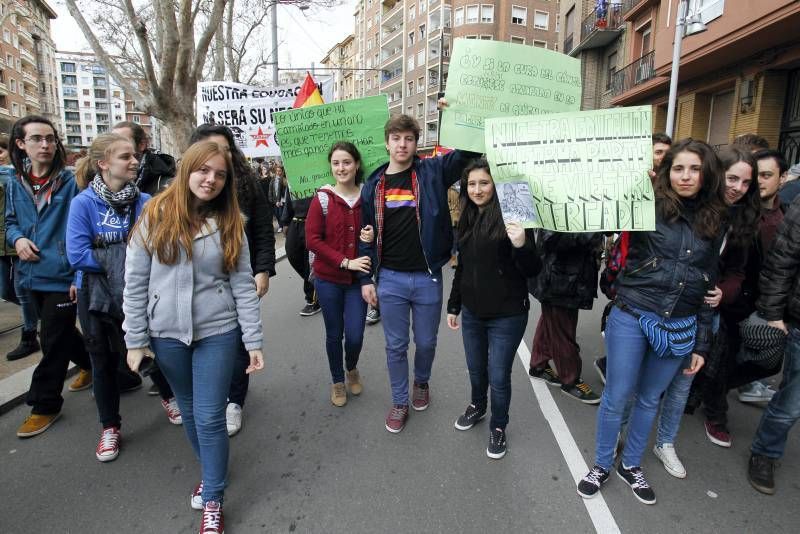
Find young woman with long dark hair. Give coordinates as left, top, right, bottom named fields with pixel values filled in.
left=578, top=139, right=726, bottom=505
left=446, top=158, right=541, bottom=459
left=305, top=141, right=371, bottom=406
left=124, top=141, right=264, bottom=534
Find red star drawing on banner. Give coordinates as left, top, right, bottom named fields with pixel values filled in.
left=251, top=127, right=271, bottom=148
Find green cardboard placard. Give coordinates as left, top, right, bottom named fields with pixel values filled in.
left=274, top=94, right=390, bottom=199
left=485, top=106, right=656, bottom=232
left=441, top=38, right=582, bottom=153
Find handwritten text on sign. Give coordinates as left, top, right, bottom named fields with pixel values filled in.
left=274, top=95, right=389, bottom=199
left=485, top=107, right=655, bottom=232
left=440, top=39, right=582, bottom=153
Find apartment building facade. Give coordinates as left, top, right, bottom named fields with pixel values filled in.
left=321, top=35, right=357, bottom=102
left=0, top=0, right=60, bottom=134
left=351, top=0, right=560, bottom=148
left=56, top=51, right=127, bottom=149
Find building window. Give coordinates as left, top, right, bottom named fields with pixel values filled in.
left=0, top=95, right=6, bottom=109
left=511, top=36, right=525, bottom=45
left=454, top=7, right=464, bottom=26
left=84, top=112, right=92, bottom=120
left=512, top=6, right=527, bottom=26
left=417, top=76, right=424, bottom=93
left=5, top=54, right=12, bottom=65
left=533, top=40, right=547, bottom=48
left=65, top=111, right=80, bottom=121
left=94, top=89, right=107, bottom=99
left=409, top=4, right=415, bottom=19
left=466, top=5, right=479, bottom=24
left=11, top=102, right=19, bottom=116
left=3, top=29, right=10, bottom=43
left=408, top=32, right=414, bottom=47
left=61, top=75, right=77, bottom=86
left=408, top=81, right=414, bottom=96
left=63, top=87, right=78, bottom=97
left=61, top=62, right=76, bottom=73
left=67, top=136, right=82, bottom=145
left=419, top=24, right=425, bottom=40
left=480, top=5, right=494, bottom=23
left=480, top=35, right=492, bottom=40
left=637, top=22, right=652, bottom=56
left=417, top=102, right=424, bottom=118
left=9, top=79, right=16, bottom=93
left=417, top=50, right=425, bottom=66
left=83, top=89, right=90, bottom=95
left=606, top=52, right=617, bottom=91
left=408, top=55, right=415, bottom=71
left=534, top=11, right=549, bottom=30
left=420, top=1, right=426, bottom=13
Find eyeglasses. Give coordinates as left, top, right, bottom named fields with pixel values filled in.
left=24, top=135, right=58, bottom=145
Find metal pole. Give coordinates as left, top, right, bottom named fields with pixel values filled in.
left=436, top=28, right=445, bottom=147
left=271, top=1, right=279, bottom=86
left=665, top=0, right=687, bottom=139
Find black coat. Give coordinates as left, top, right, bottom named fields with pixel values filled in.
left=758, top=196, right=800, bottom=324
left=616, top=205, right=723, bottom=356
left=137, top=150, right=176, bottom=196
left=529, top=230, right=602, bottom=310
left=448, top=227, right=541, bottom=319
left=239, top=174, right=276, bottom=276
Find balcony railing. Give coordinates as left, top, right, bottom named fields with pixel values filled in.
left=570, top=1, right=635, bottom=56
left=19, top=47, right=35, bottom=65
left=610, top=50, right=655, bottom=97
left=564, top=33, right=574, bottom=55
left=381, top=69, right=402, bottom=84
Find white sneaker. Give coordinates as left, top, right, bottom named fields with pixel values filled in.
left=226, top=403, right=242, bottom=436
left=738, top=381, right=776, bottom=403
left=653, top=444, right=686, bottom=479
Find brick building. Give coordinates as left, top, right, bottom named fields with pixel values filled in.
left=595, top=0, right=800, bottom=164
left=0, top=0, right=60, bottom=134
left=350, top=0, right=561, bottom=148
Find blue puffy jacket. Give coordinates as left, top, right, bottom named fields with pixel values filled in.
left=2, top=167, right=80, bottom=293
left=358, top=150, right=479, bottom=284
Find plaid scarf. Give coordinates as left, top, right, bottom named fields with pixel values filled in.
left=90, top=174, right=140, bottom=211
left=374, top=168, right=419, bottom=264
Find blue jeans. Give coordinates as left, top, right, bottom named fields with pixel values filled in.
left=151, top=329, right=238, bottom=504
left=377, top=267, right=443, bottom=405
left=13, top=258, right=38, bottom=331
left=314, top=278, right=367, bottom=383
left=461, top=307, right=528, bottom=430
left=595, top=306, right=688, bottom=470
left=751, top=326, right=800, bottom=459
left=655, top=365, right=695, bottom=447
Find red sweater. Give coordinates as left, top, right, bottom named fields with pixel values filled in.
left=305, top=187, right=362, bottom=285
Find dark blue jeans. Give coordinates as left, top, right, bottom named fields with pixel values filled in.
left=461, top=307, right=528, bottom=430
left=151, top=328, right=238, bottom=504
left=751, top=325, right=800, bottom=459
left=314, top=278, right=367, bottom=383
left=377, top=267, right=443, bottom=405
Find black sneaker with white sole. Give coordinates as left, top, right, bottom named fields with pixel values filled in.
left=577, top=465, right=610, bottom=498
left=454, top=403, right=486, bottom=431
left=299, top=302, right=321, bottom=316
left=561, top=380, right=601, bottom=404
left=616, top=464, right=656, bottom=504
left=529, top=366, right=561, bottom=386
left=486, top=428, right=507, bottom=459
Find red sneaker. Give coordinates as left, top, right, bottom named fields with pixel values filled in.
left=385, top=404, right=409, bottom=433
left=95, top=426, right=121, bottom=462
left=162, top=397, right=183, bottom=425
left=200, top=501, right=224, bottom=534
left=704, top=420, right=732, bottom=448
left=411, top=382, right=430, bottom=411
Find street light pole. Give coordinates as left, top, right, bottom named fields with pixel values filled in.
left=665, top=0, right=706, bottom=139
left=271, top=1, right=279, bottom=86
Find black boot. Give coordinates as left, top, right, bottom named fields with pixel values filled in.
left=6, top=329, right=40, bottom=361
left=748, top=453, right=776, bottom=495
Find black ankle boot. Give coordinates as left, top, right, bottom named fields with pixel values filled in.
left=6, top=329, right=40, bottom=361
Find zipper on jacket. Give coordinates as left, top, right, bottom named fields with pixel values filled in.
left=412, top=171, right=433, bottom=276
left=626, top=256, right=658, bottom=276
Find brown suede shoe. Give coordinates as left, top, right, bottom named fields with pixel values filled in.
left=68, top=369, right=93, bottom=392
left=346, top=369, right=363, bottom=396
left=17, top=413, right=61, bottom=438
left=331, top=382, right=347, bottom=407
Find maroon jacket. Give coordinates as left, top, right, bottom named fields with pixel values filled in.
left=305, top=187, right=362, bottom=285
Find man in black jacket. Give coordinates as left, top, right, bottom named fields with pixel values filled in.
left=748, top=196, right=800, bottom=495
left=111, top=121, right=175, bottom=195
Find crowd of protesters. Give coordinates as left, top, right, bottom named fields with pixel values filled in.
left=2, top=106, right=800, bottom=533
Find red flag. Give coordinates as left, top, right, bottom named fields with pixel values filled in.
left=293, top=73, right=324, bottom=108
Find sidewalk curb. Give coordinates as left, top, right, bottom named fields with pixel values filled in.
left=0, top=247, right=288, bottom=416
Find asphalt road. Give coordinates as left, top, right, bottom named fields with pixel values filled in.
left=1, top=261, right=798, bottom=533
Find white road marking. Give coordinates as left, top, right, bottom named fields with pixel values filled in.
left=517, top=341, right=621, bottom=534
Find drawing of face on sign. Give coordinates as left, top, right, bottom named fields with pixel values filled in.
left=497, top=182, right=537, bottom=224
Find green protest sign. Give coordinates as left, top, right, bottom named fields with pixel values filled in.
left=485, top=106, right=655, bottom=232
left=274, top=94, right=389, bottom=199
left=441, top=39, right=582, bottom=153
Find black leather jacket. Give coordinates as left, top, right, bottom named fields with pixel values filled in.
left=758, top=196, right=800, bottom=324
left=616, top=206, right=723, bottom=356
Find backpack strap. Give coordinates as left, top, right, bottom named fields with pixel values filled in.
left=317, top=190, right=329, bottom=217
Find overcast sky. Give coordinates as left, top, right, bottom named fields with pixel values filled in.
left=50, top=0, right=356, bottom=78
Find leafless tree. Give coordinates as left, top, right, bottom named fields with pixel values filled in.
left=64, top=0, right=339, bottom=150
